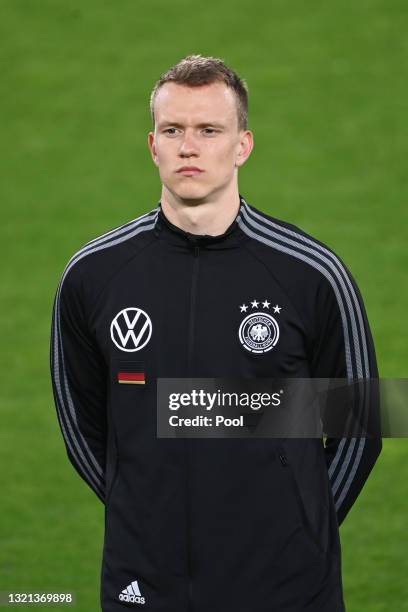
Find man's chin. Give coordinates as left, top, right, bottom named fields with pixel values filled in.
left=169, top=186, right=213, bottom=206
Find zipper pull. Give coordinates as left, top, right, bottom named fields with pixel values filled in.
left=194, top=245, right=200, bottom=257
left=278, top=448, right=288, bottom=466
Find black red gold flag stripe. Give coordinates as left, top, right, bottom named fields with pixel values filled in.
left=117, top=361, right=146, bottom=385
left=118, top=371, right=145, bottom=384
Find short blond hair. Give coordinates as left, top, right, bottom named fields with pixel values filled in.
left=150, top=54, right=249, bottom=131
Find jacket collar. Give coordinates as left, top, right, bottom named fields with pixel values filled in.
left=154, top=194, right=247, bottom=250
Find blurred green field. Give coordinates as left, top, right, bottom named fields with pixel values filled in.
left=1, top=0, right=407, bottom=610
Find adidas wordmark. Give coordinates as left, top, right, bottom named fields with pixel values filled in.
left=118, top=580, right=145, bottom=605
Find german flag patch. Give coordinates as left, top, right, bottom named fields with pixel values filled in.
left=117, top=361, right=146, bottom=385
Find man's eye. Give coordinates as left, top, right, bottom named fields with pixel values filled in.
left=163, top=128, right=179, bottom=135
left=203, top=128, right=217, bottom=135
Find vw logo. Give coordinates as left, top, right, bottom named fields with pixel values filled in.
left=110, top=307, right=152, bottom=352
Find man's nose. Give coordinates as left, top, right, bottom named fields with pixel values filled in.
left=179, top=130, right=199, bottom=156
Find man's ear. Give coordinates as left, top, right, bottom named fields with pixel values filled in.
left=235, top=130, right=254, bottom=168
left=148, top=132, right=159, bottom=166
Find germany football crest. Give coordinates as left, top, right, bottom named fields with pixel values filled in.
left=238, top=299, right=281, bottom=353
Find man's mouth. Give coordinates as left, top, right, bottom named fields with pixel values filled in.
left=176, top=167, right=204, bottom=176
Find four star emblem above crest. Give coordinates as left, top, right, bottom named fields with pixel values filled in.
left=239, top=299, right=282, bottom=314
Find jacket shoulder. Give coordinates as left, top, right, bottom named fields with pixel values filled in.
left=239, top=199, right=352, bottom=287
left=241, top=200, right=341, bottom=258
left=58, top=207, right=159, bottom=287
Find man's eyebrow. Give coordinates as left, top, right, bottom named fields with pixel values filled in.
left=157, top=121, right=226, bottom=129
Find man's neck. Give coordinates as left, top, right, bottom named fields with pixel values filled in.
left=160, top=186, right=241, bottom=236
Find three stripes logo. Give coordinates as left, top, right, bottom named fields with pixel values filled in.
left=110, top=307, right=152, bottom=352
left=118, top=580, right=145, bottom=605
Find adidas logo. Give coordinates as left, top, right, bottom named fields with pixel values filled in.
left=118, top=580, right=145, bottom=605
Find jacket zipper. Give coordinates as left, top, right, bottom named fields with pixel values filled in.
left=187, top=245, right=200, bottom=375
left=277, top=446, right=324, bottom=555
left=187, top=244, right=200, bottom=610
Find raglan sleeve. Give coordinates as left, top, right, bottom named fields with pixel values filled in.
left=310, top=267, right=382, bottom=526
left=49, top=262, right=107, bottom=503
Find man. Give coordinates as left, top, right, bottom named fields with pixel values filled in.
left=50, top=55, right=381, bottom=611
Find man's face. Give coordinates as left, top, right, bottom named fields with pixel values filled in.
left=148, top=81, right=253, bottom=203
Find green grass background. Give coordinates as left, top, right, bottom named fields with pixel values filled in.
left=1, top=0, right=407, bottom=609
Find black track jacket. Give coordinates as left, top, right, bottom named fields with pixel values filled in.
left=50, top=195, right=382, bottom=611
